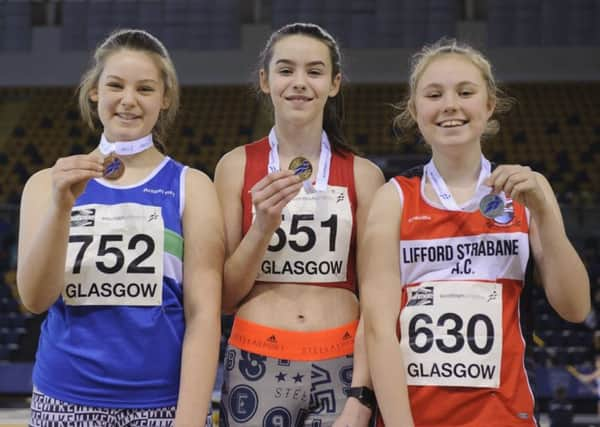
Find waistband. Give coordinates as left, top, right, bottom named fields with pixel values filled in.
left=228, top=317, right=358, bottom=361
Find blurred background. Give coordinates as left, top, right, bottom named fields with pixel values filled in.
left=0, top=0, right=599, bottom=426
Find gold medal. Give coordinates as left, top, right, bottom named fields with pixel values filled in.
left=103, top=154, right=125, bottom=180
left=289, top=156, right=312, bottom=181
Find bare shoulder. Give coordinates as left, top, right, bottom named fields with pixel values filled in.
left=215, top=146, right=246, bottom=178
left=373, top=181, right=403, bottom=211
left=353, top=155, right=384, bottom=182
left=22, top=168, right=52, bottom=198
left=185, top=166, right=213, bottom=186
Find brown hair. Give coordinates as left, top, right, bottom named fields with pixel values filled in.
left=256, top=22, right=356, bottom=155
left=78, top=28, right=179, bottom=153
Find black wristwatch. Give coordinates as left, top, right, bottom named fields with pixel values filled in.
left=347, top=386, right=375, bottom=410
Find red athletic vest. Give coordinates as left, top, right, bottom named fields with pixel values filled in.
left=378, top=166, right=536, bottom=427
left=241, top=138, right=358, bottom=292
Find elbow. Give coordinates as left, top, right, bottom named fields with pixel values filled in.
left=221, top=280, right=244, bottom=315
left=554, top=299, right=592, bottom=324
left=18, top=294, right=49, bottom=315
left=221, top=304, right=238, bottom=316
left=16, top=275, right=50, bottom=315
left=221, top=293, right=240, bottom=315
left=562, top=304, right=591, bottom=324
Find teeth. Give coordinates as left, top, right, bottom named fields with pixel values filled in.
left=440, top=120, right=465, bottom=127
left=118, top=114, right=137, bottom=119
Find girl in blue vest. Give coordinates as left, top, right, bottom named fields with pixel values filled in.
left=17, top=29, right=223, bottom=427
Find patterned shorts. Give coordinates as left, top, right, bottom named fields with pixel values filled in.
left=219, top=345, right=354, bottom=427
left=30, top=387, right=212, bottom=427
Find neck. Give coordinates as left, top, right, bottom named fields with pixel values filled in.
left=431, top=146, right=483, bottom=187
left=273, top=122, right=323, bottom=159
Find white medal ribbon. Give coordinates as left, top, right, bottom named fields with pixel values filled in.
left=98, top=133, right=154, bottom=156
left=424, top=155, right=495, bottom=211
left=267, top=128, right=331, bottom=193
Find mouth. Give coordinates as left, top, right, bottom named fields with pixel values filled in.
left=437, top=119, right=468, bottom=128
left=285, top=95, right=313, bottom=102
left=115, top=112, right=141, bottom=121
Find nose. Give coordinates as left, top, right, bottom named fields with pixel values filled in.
left=442, top=92, right=458, bottom=112
left=120, top=87, right=136, bottom=107
left=293, top=72, right=307, bottom=90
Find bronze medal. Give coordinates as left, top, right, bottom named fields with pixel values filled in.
left=288, top=156, right=313, bottom=181
left=103, top=154, right=125, bottom=180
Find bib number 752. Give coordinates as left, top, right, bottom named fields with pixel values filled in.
left=69, top=234, right=155, bottom=275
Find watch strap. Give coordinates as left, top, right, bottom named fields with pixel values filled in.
left=347, top=386, right=375, bottom=410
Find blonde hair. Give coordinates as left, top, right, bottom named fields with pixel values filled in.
left=78, top=29, right=180, bottom=152
left=393, top=39, right=513, bottom=143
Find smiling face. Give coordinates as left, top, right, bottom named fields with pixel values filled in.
left=259, top=34, right=341, bottom=129
left=411, top=53, right=495, bottom=150
left=90, top=49, right=168, bottom=142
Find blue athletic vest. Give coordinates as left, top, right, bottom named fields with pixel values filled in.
left=33, top=157, right=187, bottom=408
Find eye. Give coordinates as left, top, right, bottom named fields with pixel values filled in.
left=278, top=68, right=292, bottom=75
left=106, top=82, right=123, bottom=89
left=139, top=86, right=155, bottom=93
left=425, top=92, right=441, bottom=99
left=308, top=69, right=324, bottom=76
left=459, top=90, right=474, bottom=97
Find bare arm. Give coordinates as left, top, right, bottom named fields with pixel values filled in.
left=175, top=169, right=225, bottom=426
left=214, top=148, right=302, bottom=313
left=361, top=183, right=414, bottom=427
left=334, top=157, right=384, bottom=426
left=17, top=155, right=103, bottom=313
left=487, top=166, right=590, bottom=322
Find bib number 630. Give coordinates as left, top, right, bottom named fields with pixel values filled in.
left=408, top=312, right=494, bottom=355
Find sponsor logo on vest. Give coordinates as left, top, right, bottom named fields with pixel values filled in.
left=143, top=187, right=176, bottom=197
left=408, top=215, right=432, bottom=223
left=407, top=286, right=434, bottom=306
left=70, top=208, right=96, bottom=227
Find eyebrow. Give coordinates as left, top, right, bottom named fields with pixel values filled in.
left=105, top=75, right=159, bottom=84
left=274, top=59, right=326, bottom=67
left=422, top=81, right=480, bottom=89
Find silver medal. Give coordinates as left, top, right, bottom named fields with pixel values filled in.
left=479, top=193, right=505, bottom=219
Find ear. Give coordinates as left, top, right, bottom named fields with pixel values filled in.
left=89, top=88, right=99, bottom=102
left=408, top=99, right=417, bottom=122
left=329, top=73, right=341, bottom=97
left=486, top=96, right=496, bottom=120
left=259, top=69, right=270, bottom=94
left=161, top=94, right=171, bottom=110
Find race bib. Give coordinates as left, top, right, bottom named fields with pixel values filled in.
left=63, top=203, right=164, bottom=306
left=399, top=281, right=502, bottom=388
left=256, top=185, right=352, bottom=283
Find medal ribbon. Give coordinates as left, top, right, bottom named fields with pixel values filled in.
left=267, top=128, right=331, bottom=193
left=98, top=133, right=154, bottom=156
left=424, top=155, right=493, bottom=211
